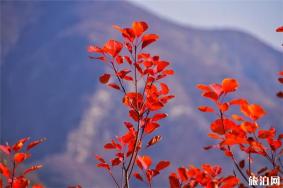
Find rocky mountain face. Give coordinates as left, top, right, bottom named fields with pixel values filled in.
left=1, top=1, right=282, bottom=187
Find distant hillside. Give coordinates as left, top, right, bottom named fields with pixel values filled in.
left=1, top=1, right=282, bottom=187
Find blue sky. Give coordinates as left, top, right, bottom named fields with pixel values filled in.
left=129, top=0, right=283, bottom=51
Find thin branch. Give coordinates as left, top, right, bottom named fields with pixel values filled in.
left=109, top=170, right=121, bottom=188
left=126, top=120, right=141, bottom=172
left=10, top=160, right=16, bottom=188
left=129, top=111, right=150, bottom=178
left=252, top=132, right=274, bottom=166
left=232, top=155, right=252, bottom=186
left=219, top=108, right=252, bottom=187
left=110, top=61, right=127, bottom=94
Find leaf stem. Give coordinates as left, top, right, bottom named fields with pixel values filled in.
left=109, top=170, right=121, bottom=188
left=10, top=160, right=16, bottom=188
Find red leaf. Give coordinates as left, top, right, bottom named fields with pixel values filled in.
left=202, top=91, right=218, bottom=101
left=209, top=83, right=223, bottom=96
left=87, top=45, right=103, bottom=53
left=169, top=173, right=181, bottom=188
left=143, top=61, right=153, bottom=67
left=104, top=143, right=116, bottom=150
left=240, top=121, right=258, bottom=133
left=152, top=113, right=168, bottom=121
left=278, top=78, right=283, bottom=84
left=198, top=106, right=214, bottom=113
left=229, top=98, right=248, bottom=106
left=276, top=26, right=283, bottom=32
left=32, top=184, right=45, bottom=188
left=115, top=55, right=123, bottom=64
left=0, top=145, right=11, bottom=155
left=14, top=153, right=31, bottom=164
left=203, top=145, right=213, bottom=150
left=108, top=83, right=120, bottom=90
left=124, top=56, right=132, bottom=65
left=13, top=137, right=30, bottom=152
left=135, top=63, right=143, bottom=75
left=160, top=83, right=169, bottom=95
left=138, top=53, right=151, bottom=59
left=133, top=172, right=144, bottom=182
left=222, top=133, right=247, bottom=146
left=208, top=133, right=221, bottom=140
left=222, top=176, right=239, bottom=187
left=268, top=139, right=282, bottom=151
left=132, top=21, right=148, bottom=37
left=240, top=103, right=265, bottom=121
left=156, top=61, right=170, bottom=72
left=160, top=95, right=175, bottom=104
left=145, top=169, right=155, bottom=183
left=163, top=69, right=175, bottom=75
left=24, top=165, right=43, bottom=175
left=129, top=110, right=139, bottom=122
left=0, top=162, right=10, bottom=179
left=97, top=163, right=110, bottom=170
left=144, top=122, right=160, bottom=134
left=177, top=167, right=188, bottom=182
left=103, top=40, right=123, bottom=57
left=95, top=155, right=106, bottom=163
left=222, top=78, right=239, bottom=93
left=196, top=84, right=210, bottom=92
left=155, top=160, right=170, bottom=171
left=113, top=25, right=135, bottom=42
left=211, top=119, right=236, bottom=135
left=142, top=34, right=159, bottom=49
left=111, top=158, right=122, bottom=166
left=219, top=102, right=229, bottom=112
left=27, top=138, right=46, bottom=151
left=117, top=69, right=131, bottom=79
left=239, top=160, right=245, bottom=169
left=147, top=135, right=162, bottom=148
left=231, top=114, right=244, bottom=121
left=121, top=131, right=135, bottom=144
left=13, top=177, right=29, bottom=188
left=99, top=74, right=111, bottom=84
left=124, top=121, right=134, bottom=130
left=122, top=75, right=133, bottom=81
left=277, top=91, right=283, bottom=98
left=224, top=150, right=233, bottom=157
left=147, top=101, right=164, bottom=111
left=136, top=155, right=152, bottom=169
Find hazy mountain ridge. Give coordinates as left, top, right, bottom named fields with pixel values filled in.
left=1, top=1, right=282, bottom=187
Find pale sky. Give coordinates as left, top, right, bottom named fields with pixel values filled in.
left=129, top=0, right=283, bottom=51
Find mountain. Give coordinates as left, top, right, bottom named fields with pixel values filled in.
left=1, top=1, right=282, bottom=187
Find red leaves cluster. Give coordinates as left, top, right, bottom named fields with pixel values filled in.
left=0, top=137, right=46, bottom=188
left=134, top=156, right=170, bottom=186
left=195, top=78, right=283, bottom=186
left=88, top=21, right=173, bottom=187
left=196, top=78, right=270, bottom=148
left=169, top=164, right=239, bottom=188
left=170, top=76, right=283, bottom=188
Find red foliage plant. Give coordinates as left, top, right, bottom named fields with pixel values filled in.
left=277, top=71, right=283, bottom=99
left=88, top=21, right=174, bottom=188
left=276, top=26, right=283, bottom=99
left=169, top=78, right=283, bottom=187
left=0, top=137, right=46, bottom=188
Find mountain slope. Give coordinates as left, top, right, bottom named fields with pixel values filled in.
left=1, top=1, right=282, bottom=187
